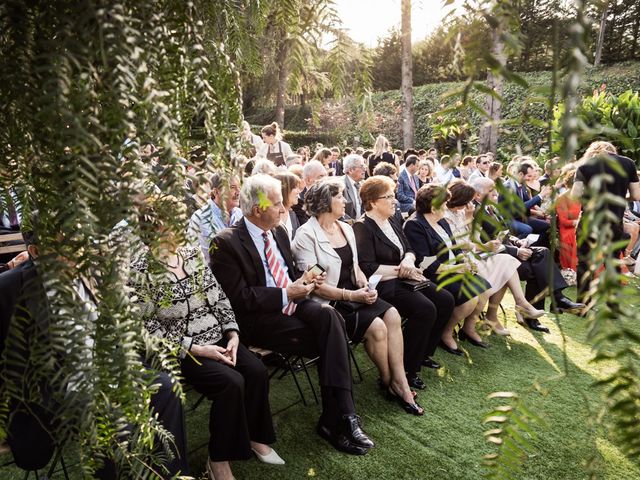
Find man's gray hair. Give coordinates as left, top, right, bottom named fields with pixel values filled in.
left=469, top=176, right=494, bottom=194
left=285, top=154, right=303, bottom=167
left=343, top=154, right=364, bottom=173
left=302, top=159, right=325, bottom=180
left=240, top=174, right=282, bottom=216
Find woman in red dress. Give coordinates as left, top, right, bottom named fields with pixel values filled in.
left=556, top=166, right=580, bottom=271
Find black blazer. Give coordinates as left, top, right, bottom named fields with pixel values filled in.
left=403, top=214, right=461, bottom=279
left=353, top=215, right=414, bottom=278
left=210, top=220, right=301, bottom=336
left=473, top=201, right=519, bottom=257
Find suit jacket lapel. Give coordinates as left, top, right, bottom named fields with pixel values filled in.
left=237, top=221, right=267, bottom=286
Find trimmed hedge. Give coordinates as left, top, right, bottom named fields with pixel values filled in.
left=246, top=61, right=640, bottom=153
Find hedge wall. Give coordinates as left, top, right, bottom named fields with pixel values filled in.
left=245, top=61, right=640, bottom=153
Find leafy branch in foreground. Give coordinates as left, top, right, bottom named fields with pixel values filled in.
left=482, top=391, right=545, bottom=479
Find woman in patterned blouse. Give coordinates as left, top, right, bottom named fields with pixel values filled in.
left=129, top=197, right=284, bottom=480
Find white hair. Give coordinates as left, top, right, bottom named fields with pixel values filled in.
left=469, top=176, right=494, bottom=194
left=240, top=174, right=282, bottom=216
left=343, top=154, right=365, bottom=173
left=285, top=154, right=303, bottom=167
left=251, top=158, right=276, bottom=176
left=302, top=159, right=326, bottom=180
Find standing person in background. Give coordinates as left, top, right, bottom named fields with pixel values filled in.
left=571, top=141, right=640, bottom=302
left=258, top=123, right=293, bottom=167
left=368, top=135, right=395, bottom=176
left=329, top=147, right=343, bottom=176
left=397, top=155, right=420, bottom=213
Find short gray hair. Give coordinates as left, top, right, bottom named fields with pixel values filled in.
left=469, top=176, right=494, bottom=194
left=240, top=174, right=282, bottom=216
left=304, top=178, right=343, bottom=217
left=285, top=154, right=303, bottom=167
left=343, top=154, right=364, bottom=173
left=302, top=159, right=326, bottom=181
left=251, top=158, right=276, bottom=176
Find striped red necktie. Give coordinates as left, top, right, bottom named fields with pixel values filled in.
left=262, top=232, right=296, bottom=315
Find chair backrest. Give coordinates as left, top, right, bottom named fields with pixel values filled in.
left=0, top=232, right=26, bottom=255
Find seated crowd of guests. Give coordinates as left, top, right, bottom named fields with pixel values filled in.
left=6, top=124, right=640, bottom=480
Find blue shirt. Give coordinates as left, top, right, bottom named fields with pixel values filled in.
left=188, top=199, right=243, bottom=262
left=243, top=217, right=289, bottom=308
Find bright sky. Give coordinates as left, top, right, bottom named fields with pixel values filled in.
left=333, top=0, right=461, bottom=47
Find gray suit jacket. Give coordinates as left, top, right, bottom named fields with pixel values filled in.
left=342, top=175, right=362, bottom=220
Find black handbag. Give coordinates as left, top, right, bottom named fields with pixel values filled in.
left=401, top=279, right=431, bottom=291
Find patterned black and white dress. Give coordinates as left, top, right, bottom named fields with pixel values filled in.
left=129, top=245, right=238, bottom=354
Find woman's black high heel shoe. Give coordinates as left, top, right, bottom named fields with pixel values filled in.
left=387, top=388, right=424, bottom=416
left=458, top=329, right=490, bottom=348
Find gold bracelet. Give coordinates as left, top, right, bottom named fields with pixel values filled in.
left=342, top=288, right=346, bottom=301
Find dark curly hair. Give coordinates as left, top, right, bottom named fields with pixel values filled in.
left=303, top=178, right=343, bottom=217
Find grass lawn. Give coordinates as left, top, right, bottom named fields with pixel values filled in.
left=1, top=287, right=639, bottom=479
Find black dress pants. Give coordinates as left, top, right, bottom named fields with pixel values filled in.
left=243, top=299, right=355, bottom=430
left=180, top=340, right=275, bottom=462
left=419, top=282, right=455, bottom=356
left=377, top=279, right=449, bottom=375
left=577, top=221, right=625, bottom=301
left=517, top=247, right=568, bottom=310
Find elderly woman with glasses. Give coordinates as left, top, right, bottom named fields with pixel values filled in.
left=292, top=179, right=424, bottom=416
left=353, top=176, right=455, bottom=389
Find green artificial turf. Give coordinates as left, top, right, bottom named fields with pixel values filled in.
left=2, top=287, right=639, bottom=479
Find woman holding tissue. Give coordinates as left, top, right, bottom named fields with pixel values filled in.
left=292, top=179, right=424, bottom=416
left=353, top=176, right=454, bottom=389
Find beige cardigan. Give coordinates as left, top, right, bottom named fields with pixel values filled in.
left=291, top=216, right=363, bottom=304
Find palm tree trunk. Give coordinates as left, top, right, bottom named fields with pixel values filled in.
left=275, top=41, right=288, bottom=128
left=478, top=27, right=504, bottom=155
left=401, top=0, right=413, bottom=149
left=594, top=2, right=609, bottom=66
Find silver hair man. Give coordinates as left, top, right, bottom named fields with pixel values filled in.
left=239, top=174, right=282, bottom=216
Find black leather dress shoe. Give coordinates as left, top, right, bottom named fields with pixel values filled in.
left=524, top=318, right=550, bottom=333
left=342, top=414, right=375, bottom=449
left=422, top=357, right=441, bottom=369
left=458, top=330, right=490, bottom=348
left=317, top=422, right=368, bottom=455
left=407, top=374, right=427, bottom=390
left=439, top=340, right=464, bottom=356
left=552, top=296, right=586, bottom=314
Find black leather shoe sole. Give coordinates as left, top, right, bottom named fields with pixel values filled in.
left=317, top=423, right=368, bottom=455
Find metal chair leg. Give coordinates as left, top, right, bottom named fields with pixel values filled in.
left=299, top=357, right=319, bottom=404
left=349, top=343, right=363, bottom=383
left=284, top=356, right=307, bottom=406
